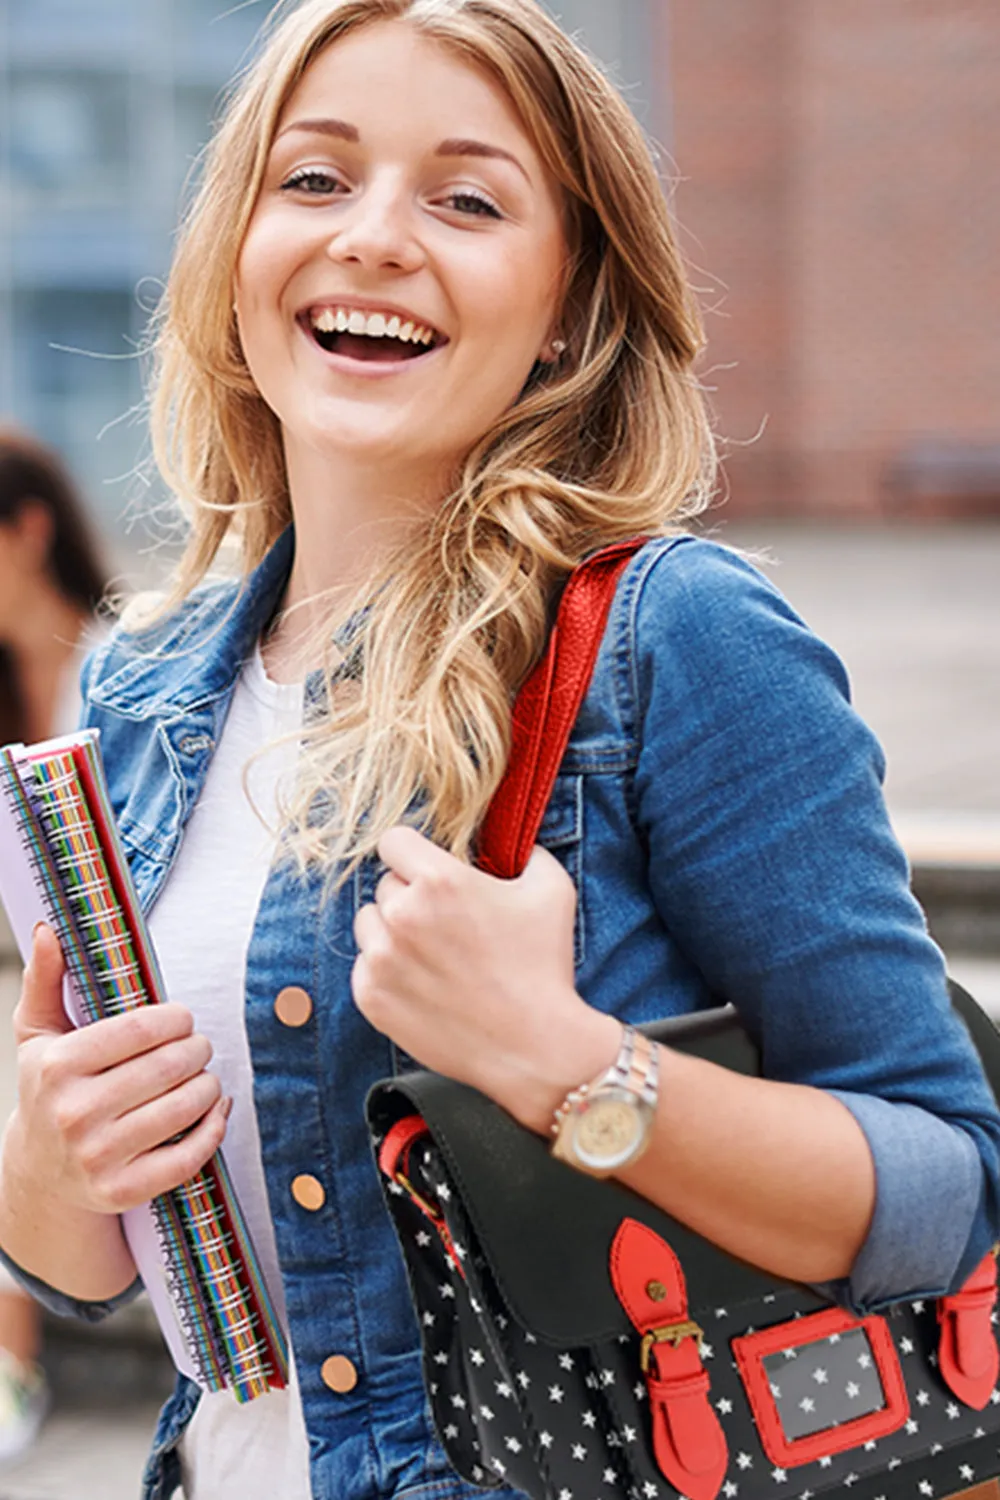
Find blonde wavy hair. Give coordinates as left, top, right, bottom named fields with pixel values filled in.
left=149, top=0, right=716, bottom=877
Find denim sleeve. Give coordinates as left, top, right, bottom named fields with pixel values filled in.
left=629, top=538, right=1000, bottom=1312
left=0, top=1243, right=142, bottom=1323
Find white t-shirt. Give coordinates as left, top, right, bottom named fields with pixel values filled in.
left=147, top=645, right=313, bottom=1500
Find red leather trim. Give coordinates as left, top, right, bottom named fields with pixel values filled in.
left=378, top=1114, right=429, bottom=1181
left=732, top=1306, right=909, bottom=1468
left=937, top=1252, right=1000, bottom=1410
left=610, top=1218, right=728, bottom=1500
left=478, top=539, right=646, bottom=879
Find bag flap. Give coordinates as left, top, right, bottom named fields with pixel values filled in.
left=369, top=984, right=1000, bottom=1349
left=369, top=1007, right=811, bottom=1346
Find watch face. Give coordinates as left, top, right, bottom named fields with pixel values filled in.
left=573, top=1092, right=644, bottom=1170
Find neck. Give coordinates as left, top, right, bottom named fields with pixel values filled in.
left=265, top=442, right=450, bottom=680
left=4, top=576, right=89, bottom=741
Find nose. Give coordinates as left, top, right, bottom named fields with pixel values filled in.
left=325, top=175, right=424, bottom=274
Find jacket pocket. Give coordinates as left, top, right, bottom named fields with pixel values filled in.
left=535, top=772, right=585, bottom=967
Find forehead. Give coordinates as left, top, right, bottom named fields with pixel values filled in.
left=276, top=18, right=538, bottom=160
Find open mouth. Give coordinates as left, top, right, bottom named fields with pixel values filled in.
left=303, top=305, right=445, bottom=363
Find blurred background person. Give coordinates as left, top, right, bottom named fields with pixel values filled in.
left=0, top=422, right=108, bottom=1461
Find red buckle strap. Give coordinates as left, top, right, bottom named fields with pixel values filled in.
left=610, top=1218, right=728, bottom=1500
left=379, top=1116, right=466, bottom=1278
left=937, top=1251, right=1000, bottom=1410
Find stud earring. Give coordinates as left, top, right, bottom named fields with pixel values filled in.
left=550, top=338, right=567, bottom=357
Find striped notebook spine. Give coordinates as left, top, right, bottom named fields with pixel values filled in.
left=9, top=739, right=287, bottom=1401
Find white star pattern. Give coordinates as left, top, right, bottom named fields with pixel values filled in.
left=799, top=1396, right=815, bottom=1413
left=415, top=1230, right=431, bottom=1247
left=558, top=1491, right=572, bottom=1500
left=538, top=1431, right=553, bottom=1449
left=945, top=1402, right=961, bottom=1420
left=918, top=1483, right=933, bottom=1497
left=770, top=1383, right=782, bottom=1399
left=716, top=1397, right=733, bottom=1414
left=603, top=1468, right=616, bottom=1484
left=643, top=1485, right=658, bottom=1499
left=600, top=1368, right=616, bottom=1386
left=558, top=1353, right=574, bottom=1371
left=899, top=1337, right=915, bottom=1354
left=812, top=1367, right=828, bottom=1384
left=722, top=1484, right=738, bottom=1498
left=715, top=1308, right=730, bottom=1319
left=960, top=1466, right=975, bottom=1482
left=623, top=1425, right=637, bottom=1442
left=479, top=1405, right=494, bottom=1421
left=905, top=1419, right=919, bottom=1435
left=449, top=1393, right=466, bottom=1410
left=818, top=1457, right=833, bottom=1469
left=422, top=1311, right=435, bottom=1327
left=548, top=1385, right=564, bottom=1403
left=771, top=1467, right=788, bottom=1482
left=736, top=1453, right=753, bottom=1470
left=469, top=1348, right=484, bottom=1366
left=845, top=1381, right=861, bottom=1398
left=856, top=1351, right=871, bottom=1368
left=990, top=1388, right=1000, bottom=1406
left=843, top=1475, right=858, bottom=1488
left=582, top=1411, right=597, bottom=1429
left=434, top=1181, right=451, bottom=1202
left=432, top=1351, right=448, bottom=1366
left=916, top=1390, right=930, bottom=1406
left=524, top=1331, right=537, bottom=1343
left=515, top=1371, right=531, bottom=1390
left=443, top=1424, right=459, bottom=1440
left=495, top=1381, right=512, bottom=1399
left=504, top=1437, right=522, bottom=1453
left=911, top=1300, right=925, bottom=1314
left=702, top=1343, right=715, bottom=1359
left=571, top=1443, right=587, bottom=1461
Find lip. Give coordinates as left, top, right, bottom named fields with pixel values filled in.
left=295, top=316, right=449, bottom=379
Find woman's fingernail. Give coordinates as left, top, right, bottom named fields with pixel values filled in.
left=221, top=1096, right=234, bottom=1119
left=32, top=921, right=48, bottom=939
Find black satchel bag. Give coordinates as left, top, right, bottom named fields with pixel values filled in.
left=367, top=543, right=1000, bottom=1500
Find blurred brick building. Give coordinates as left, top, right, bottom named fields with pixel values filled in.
left=669, top=1, right=1000, bottom=518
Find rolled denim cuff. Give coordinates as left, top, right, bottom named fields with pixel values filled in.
left=814, top=1091, right=982, bottom=1315
left=0, top=1243, right=142, bottom=1323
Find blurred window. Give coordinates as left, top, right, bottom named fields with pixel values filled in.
left=9, top=72, right=130, bottom=205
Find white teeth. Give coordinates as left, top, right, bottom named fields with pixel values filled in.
left=310, top=307, right=437, bottom=347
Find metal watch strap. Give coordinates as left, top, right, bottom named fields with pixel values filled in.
left=551, top=1024, right=659, bottom=1135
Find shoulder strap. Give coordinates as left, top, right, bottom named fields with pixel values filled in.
left=477, top=538, right=647, bottom=879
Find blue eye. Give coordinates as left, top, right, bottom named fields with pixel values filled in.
left=281, top=168, right=343, bottom=195
left=446, top=191, right=502, bottom=219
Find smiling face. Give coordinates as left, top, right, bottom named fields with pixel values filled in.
left=234, top=18, right=569, bottom=495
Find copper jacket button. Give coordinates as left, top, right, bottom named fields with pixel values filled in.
left=291, top=1175, right=326, bottom=1212
left=321, top=1355, right=358, bottom=1394
left=274, top=986, right=313, bottom=1027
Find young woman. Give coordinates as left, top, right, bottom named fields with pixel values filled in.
left=0, top=3, right=997, bottom=1499
left=0, top=425, right=107, bottom=1460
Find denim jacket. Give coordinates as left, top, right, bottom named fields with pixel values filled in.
left=11, top=529, right=1000, bottom=1500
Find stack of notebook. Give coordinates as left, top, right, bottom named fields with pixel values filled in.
left=0, top=730, right=288, bottom=1402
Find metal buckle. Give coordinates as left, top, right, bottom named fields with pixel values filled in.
left=640, top=1319, right=704, bottom=1373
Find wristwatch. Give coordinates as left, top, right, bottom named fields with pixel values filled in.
left=550, top=1025, right=659, bottom=1177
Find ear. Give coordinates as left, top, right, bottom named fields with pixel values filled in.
left=11, top=499, right=55, bottom=571
left=538, top=335, right=568, bottom=365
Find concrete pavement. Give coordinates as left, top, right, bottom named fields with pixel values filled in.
left=1, top=518, right=998, bottom=1498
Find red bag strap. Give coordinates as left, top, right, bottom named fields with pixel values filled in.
left=477, top=538, right=647, bottom=879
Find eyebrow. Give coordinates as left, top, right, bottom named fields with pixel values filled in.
left=434, top=137, right=530, bottom=184
left=275, top=119, right=529, bottom=183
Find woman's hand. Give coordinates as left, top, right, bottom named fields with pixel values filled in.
left=5, top=924, right=231, bottom=1218
left=351, top=826, right=619, bottom=1131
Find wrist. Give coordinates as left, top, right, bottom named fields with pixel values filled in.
left=504, top=1002, right=622, bottom=1136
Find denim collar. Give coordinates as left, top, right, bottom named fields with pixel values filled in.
left=87, top=527, right=296, bottom=718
